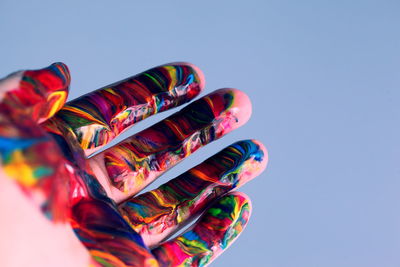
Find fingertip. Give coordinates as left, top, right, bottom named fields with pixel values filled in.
left=50, top=62, right=71, bottom=90
left=229, top=88, right=253, bottom=127
left=229, top=191, right=252, bottom=204
left=29, top=62, right=71, bottom=93
left=249, top=139, right=268, bottom=176
left=226, top=191, right=253, bottom=218
left=212, top=88, right=252, bottom=130
left=180, top=62, right=206, bottom=91
left=199, top=192, right=252, bottom=239
left=165, top=61, right=205, bottom=93
left=227, top=139, right=268, bottom=187
left=33, top=62, right=70, bottom=122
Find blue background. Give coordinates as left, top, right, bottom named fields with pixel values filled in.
left=1, top=1, right=399, bottom=266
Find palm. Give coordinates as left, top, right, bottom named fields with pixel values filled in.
left=0, top=63, right=267, bottom=267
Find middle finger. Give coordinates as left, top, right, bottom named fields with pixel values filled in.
left=89, top=88, right=252, bottom=203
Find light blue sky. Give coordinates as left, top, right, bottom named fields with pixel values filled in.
left=1, top=1, right=399, bottom=266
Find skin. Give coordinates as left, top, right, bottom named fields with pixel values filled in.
left=0, top=63, right=268, bottom=267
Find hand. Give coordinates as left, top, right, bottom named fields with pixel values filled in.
left=0, top=63, right=268, bottom=267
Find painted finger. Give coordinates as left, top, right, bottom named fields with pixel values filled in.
left=48, top=63, right=204, bottom=156
left=0, top=63, right=70, bottom=123
left=118, top=140, right=267, bottom=247
left=151, top=192, right=252, bottom=267
left=90, top=89, right=253, bottom=202
left=70, top=184, right=159, bottom=267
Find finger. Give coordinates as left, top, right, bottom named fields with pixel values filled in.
left=90, top=89, right=253, bottom=202
left=0, top=62, right=70, bottom=123
left=0, top=63, right=71, bottom=221
left=71, top=195, right=158, bottom=267
left=49, top=63, right=205, bottom=156
left=118, top=140, right=267, bottom=247
left=151, top=192, right=252, bottom=267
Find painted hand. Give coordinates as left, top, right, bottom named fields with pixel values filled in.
left=0, top=63, right=268, bottom=267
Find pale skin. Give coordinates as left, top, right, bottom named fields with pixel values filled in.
left=0, top=169, right=92, bottom=267
left=0, top=63, right=267, bottom=267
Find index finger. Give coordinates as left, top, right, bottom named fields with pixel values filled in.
left=48, top=63, right=205, bottom=156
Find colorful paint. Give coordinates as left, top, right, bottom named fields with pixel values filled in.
left=0, top=62, right=267, bottom=267
left=99, top=88, right=252, bottom=197
left=0, top=62, right=69, bottom=123
left=119, top=140, right=266, bottom=247
left=0, top=63, right=71, bottom=220
left=52, top=63, right=204, bottom=154
left=152, top=192, right=252, bottom=267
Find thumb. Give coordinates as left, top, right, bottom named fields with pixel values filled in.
left=0, top=62, right=70, bottom=123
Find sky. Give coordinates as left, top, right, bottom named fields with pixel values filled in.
left=1, top=0, right=399, bottom=266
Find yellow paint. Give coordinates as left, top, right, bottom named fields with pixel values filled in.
left=90, top=250, right=127, bottom=267
left=46, top=90, right=67, bottom=119
left=62, top=106, right=108, bottom=127
left=164, top=65, right=177, bottom=92
left=4, top=150, right=37, bottom=186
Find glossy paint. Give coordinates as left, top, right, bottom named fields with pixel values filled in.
left=97, top=88, right=252, bottom=198
left=119, top=140, right=266, bottom=247
left=152, top=192, right=252, bottom=267
left=0, top=63, right=267, bottom=267
left=52, top=63, right=204, bottom=155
